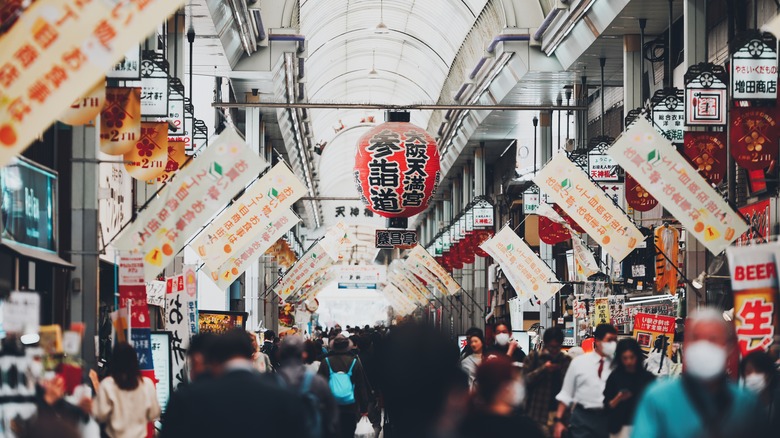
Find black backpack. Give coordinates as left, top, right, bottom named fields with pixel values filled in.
left=279, top=371, right=324, bottom=438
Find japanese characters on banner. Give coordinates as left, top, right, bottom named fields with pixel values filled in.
left=388, top=270, right=428, bottom=305
left=729, top=107, right=779, bottom=170
left=407, top=245, right=461, bottom=295
left=392, top=265, right=431, bottom=303
left=0, top=0, right=186, bottom=167
left=193, top=163, right=306, bottom=272
left=146, top=281, right=165, bottom=307
left=274, top=242, right=335, bottom=301
left=731, top=32, right=778, bottom=101
left=572, top=234, right=601, bottom=281
left=633, top=313, right=676, bottom=357
left=480, top=227, right=563, bottom=303
left=404, top=258, right=448, bottom=296
left=609, top=118, right=749, bottom=254
left=157, top=140, right=186, bottom=184
left=58, top=80, right=106, bottom=126
left=354, top=122, right=441, bottom=218
left=472, top=198, right=495, bottom=228
left=538, top=215, right=571, bottom=245
left=320, top=221, right=357, bottom=260
left=124, top=122, right=168, bottom=181
left=683, top=132, right=727, bottom=185
left=164, top=267, right=198, bottom=390
left=534, top=154, right=643, bottom=262
left=726, top=244, right=778, bottom=356
left=209, top=209, right=300, bottom=291
left=737, top=199, right=772, bottom=246
left=114, top=127, right=268, bottom=282
left=625, top=174, right=658, bottom=212
left=382, top=284, right=416, bottom=315
left=118, top=256, right=155, bottom=381
left=100, top=87, right=142, bottom=155
left=592, top=297, right=610, bottom=327
left=140, top=57, right=169, bottom=117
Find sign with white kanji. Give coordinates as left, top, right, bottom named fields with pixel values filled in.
left=651, top=88, right=685, bottom=144
left=731, top=32, right=778, bottom=101
left=108, top=46, right=141, bottom=79
left=140, top=55, right=169, bottom=117
left=375, top=229, right=418, bottom=249
left=684, top=63, right=728, bottom=126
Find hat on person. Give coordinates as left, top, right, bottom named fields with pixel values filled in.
left=332, top=334, right=350, bottom=352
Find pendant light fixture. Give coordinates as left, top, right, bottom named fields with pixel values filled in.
left=375, top=0, right=389, bottom=34
left=368, top=49, right=379, bottom=78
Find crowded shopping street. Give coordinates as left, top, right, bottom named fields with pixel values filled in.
left=3, top=0, right=780, bottom=437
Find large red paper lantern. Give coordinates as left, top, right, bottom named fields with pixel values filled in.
left=355, top=122, right=441, bottom=217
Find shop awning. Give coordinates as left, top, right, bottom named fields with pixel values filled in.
left=0, top=241, right=75, bottom=270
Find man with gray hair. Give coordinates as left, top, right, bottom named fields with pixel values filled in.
left=631, top=308, right=770, bottom=437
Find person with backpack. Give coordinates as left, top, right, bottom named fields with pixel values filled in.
left=319, top=334, right=369, bottom=438
left=278, top=335, right=338, bottom=438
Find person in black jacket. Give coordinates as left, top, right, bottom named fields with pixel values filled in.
left=603, top=338, right=655, bottom=438
left=161, top=329, right=308, bottom=438
left=318, top=334, right=369, bottom=438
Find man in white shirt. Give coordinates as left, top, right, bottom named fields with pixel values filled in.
left=553, top=323, right=618, bottom=438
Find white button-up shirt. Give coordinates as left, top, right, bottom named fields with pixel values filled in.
left=555, top=351, right=612, bottom=409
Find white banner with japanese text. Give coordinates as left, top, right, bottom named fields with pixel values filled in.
left=382, top=284, right=416, bottom=315
left=114, top=127, right=268, bottom=281
left=0, top=0, right=185, bottom=167
left=274, top=242, right=335, bottom=300
left=480, top=227, right=562, bottom=303
left=407, top=245, right=460, bottom=295
left=193, top=163, right=306, bottom=271
left=534, top=154, right=643, bottom=262
left=609, top=118, right=748, bottom=254
left=403, top=258, right=448, bottom=296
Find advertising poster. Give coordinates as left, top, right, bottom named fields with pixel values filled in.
left=0, top=0, right=185, bottom=166
left=592, top=297, right=611, bottom=327
left=534, top=154, right=643, bottom=262
left=726, top=244, right=778, bottom=356
left=633, top=313, right=676, bottom=357
left=736, top=199, right=772, bottom=246
left=609, top=118, right=748, bottom=255
left=198, top=311, right=248, bottom=334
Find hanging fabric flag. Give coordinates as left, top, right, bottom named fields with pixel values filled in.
left=683, top=131, right=727, bottom=185
left=654, top=225, right=680, bottom=294
left=539, top=215, right=571, bottom=244
left=625, top=174, right=658, bottom=212
left=730, top=107, right=780, bottom=170
left=274, top=242, right=335, bottom=301
left=58, top=80, right=106, bottom=126
left=100, top=87, right=142, bottom=155
left=156, top=140, right=187, bottom=184
left=124, top=122, right=168, bottom=181
left=572, top=234, right=601, bottom=281
left=407, top=246, right=461, bottom=295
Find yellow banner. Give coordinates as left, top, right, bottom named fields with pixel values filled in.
left=58, top=80, right=105, bottom=126
left=124, top=121, right=167, bottom=181
left=593, top=297, right=611, bottom=327
left=156, top=139, right=186, bottom=184
left=100, top=86, right=141, bottom=155
left=0, top=0, right=185, bottom=167
left=534, top=154, right=643, bottom=262
left=609, top=118, right=748, bottom=254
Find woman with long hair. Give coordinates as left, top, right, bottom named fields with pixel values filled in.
left=603, top=338, right=655, bottom=438
left=93, top=343, right=161, bottom=438
left=460, top=329, right=485, bottom=390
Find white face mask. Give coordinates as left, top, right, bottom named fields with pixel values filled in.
left=684, top=341, right=727, bottom=380
left=600, top=341, right=617, bottom=358
left=508, top=380, right=526, bottom=407
left=495, top=333, right=511, bottom=347
left=744, top=373, right=767, bottom=394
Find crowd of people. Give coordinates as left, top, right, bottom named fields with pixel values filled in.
left=13, top=308, right=780, bottom=438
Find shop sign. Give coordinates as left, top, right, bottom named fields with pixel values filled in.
left=166, top=82, right=185, bottom=135
left=592, top=297, right=610, bottom=327
left=274, top=242, right=335, bottom=301
left=99, top=150, right=133, bottom=262
left=145, top=281, right=165, bottom=307
left=193, top=163, right=306, bottom=271
left=0, top=0, right=185, bottom=167
left=730, top=107, right=779, bottom=170
left=408, top=245, right=461, bottom=295
left=473, top=199, right=494, bottom=227
left=633, top=313, right=676, bottom=357
left=465, top=210, right=474, bottom=232
left=100, top=87, right=142, bottom=156
left=140, top=55, right=169, bottom=117
left=480, top=227, right=562, bottom=302
left=609, top=295, right=629, bottom=325
left=650, top=88, right=685, bottom=144
left=114, top=127, right=268, bottom=282
left=0, top=157, right=57, bottom=252
left=534, top=154, right=643, bottom=262
left=336, top=265, right=386, bottom=287
left=726, top=244, right=778, bottom=355
left=375, top=229, right=418, bottom=249
left=588, top=152, right=619, bottom=181
left=119, top=280, right=155, bottom=380
left=164, top=270, right=197, bottom=389
left=599, top=183, right=625, bottom=208
left=609, top=118, right=748, bottom=255
left=434, top=238, right=443, bottom=256
left=684, top=63, right=728, bottom=126
left=683, top=132, right=727, bottom=184
left=523, top=192, right=540, bottom=214
left=459, top=217, right=466, bottom=239
left=108, top=46, right=142, bottom=80
left=731, top=32, right=778, bottom=101
left=150, top=332, right=172, bottom=411
left=737, top=199, right=772, bottom=246
left=625, top=174, right=657, bottom=212
left=124, top=121, right=168, bottom=181
left=208, top=209, right=300, bottom=291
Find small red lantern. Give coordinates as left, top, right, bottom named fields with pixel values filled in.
left=355, top=121, right=441, bottom=218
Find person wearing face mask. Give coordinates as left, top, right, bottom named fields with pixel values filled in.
left=460, top=355, right=544, bottom=438
left=523, top=327, right=572, bottom=436
left=740, top=350, right=780, bottom=430
left=553, top=323, right=618, bottom=438
left=631, top=308, right=770, bottom=438
left=603, top=339, right=655, bottom=438
left=489, top=322, right=527, bottom=364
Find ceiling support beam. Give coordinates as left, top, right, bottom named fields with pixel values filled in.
left=213, top=102, right=587, bottom=111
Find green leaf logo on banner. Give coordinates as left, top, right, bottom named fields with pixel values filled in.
left=506, top=243, right=514, bottom=252
left=209, top=161, right=223, bottom=179
left=269, top=187, right=280, bottom=198
left=561, top=179, right=571, bottom=190
left=647, top=149, right=661, bottom=166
